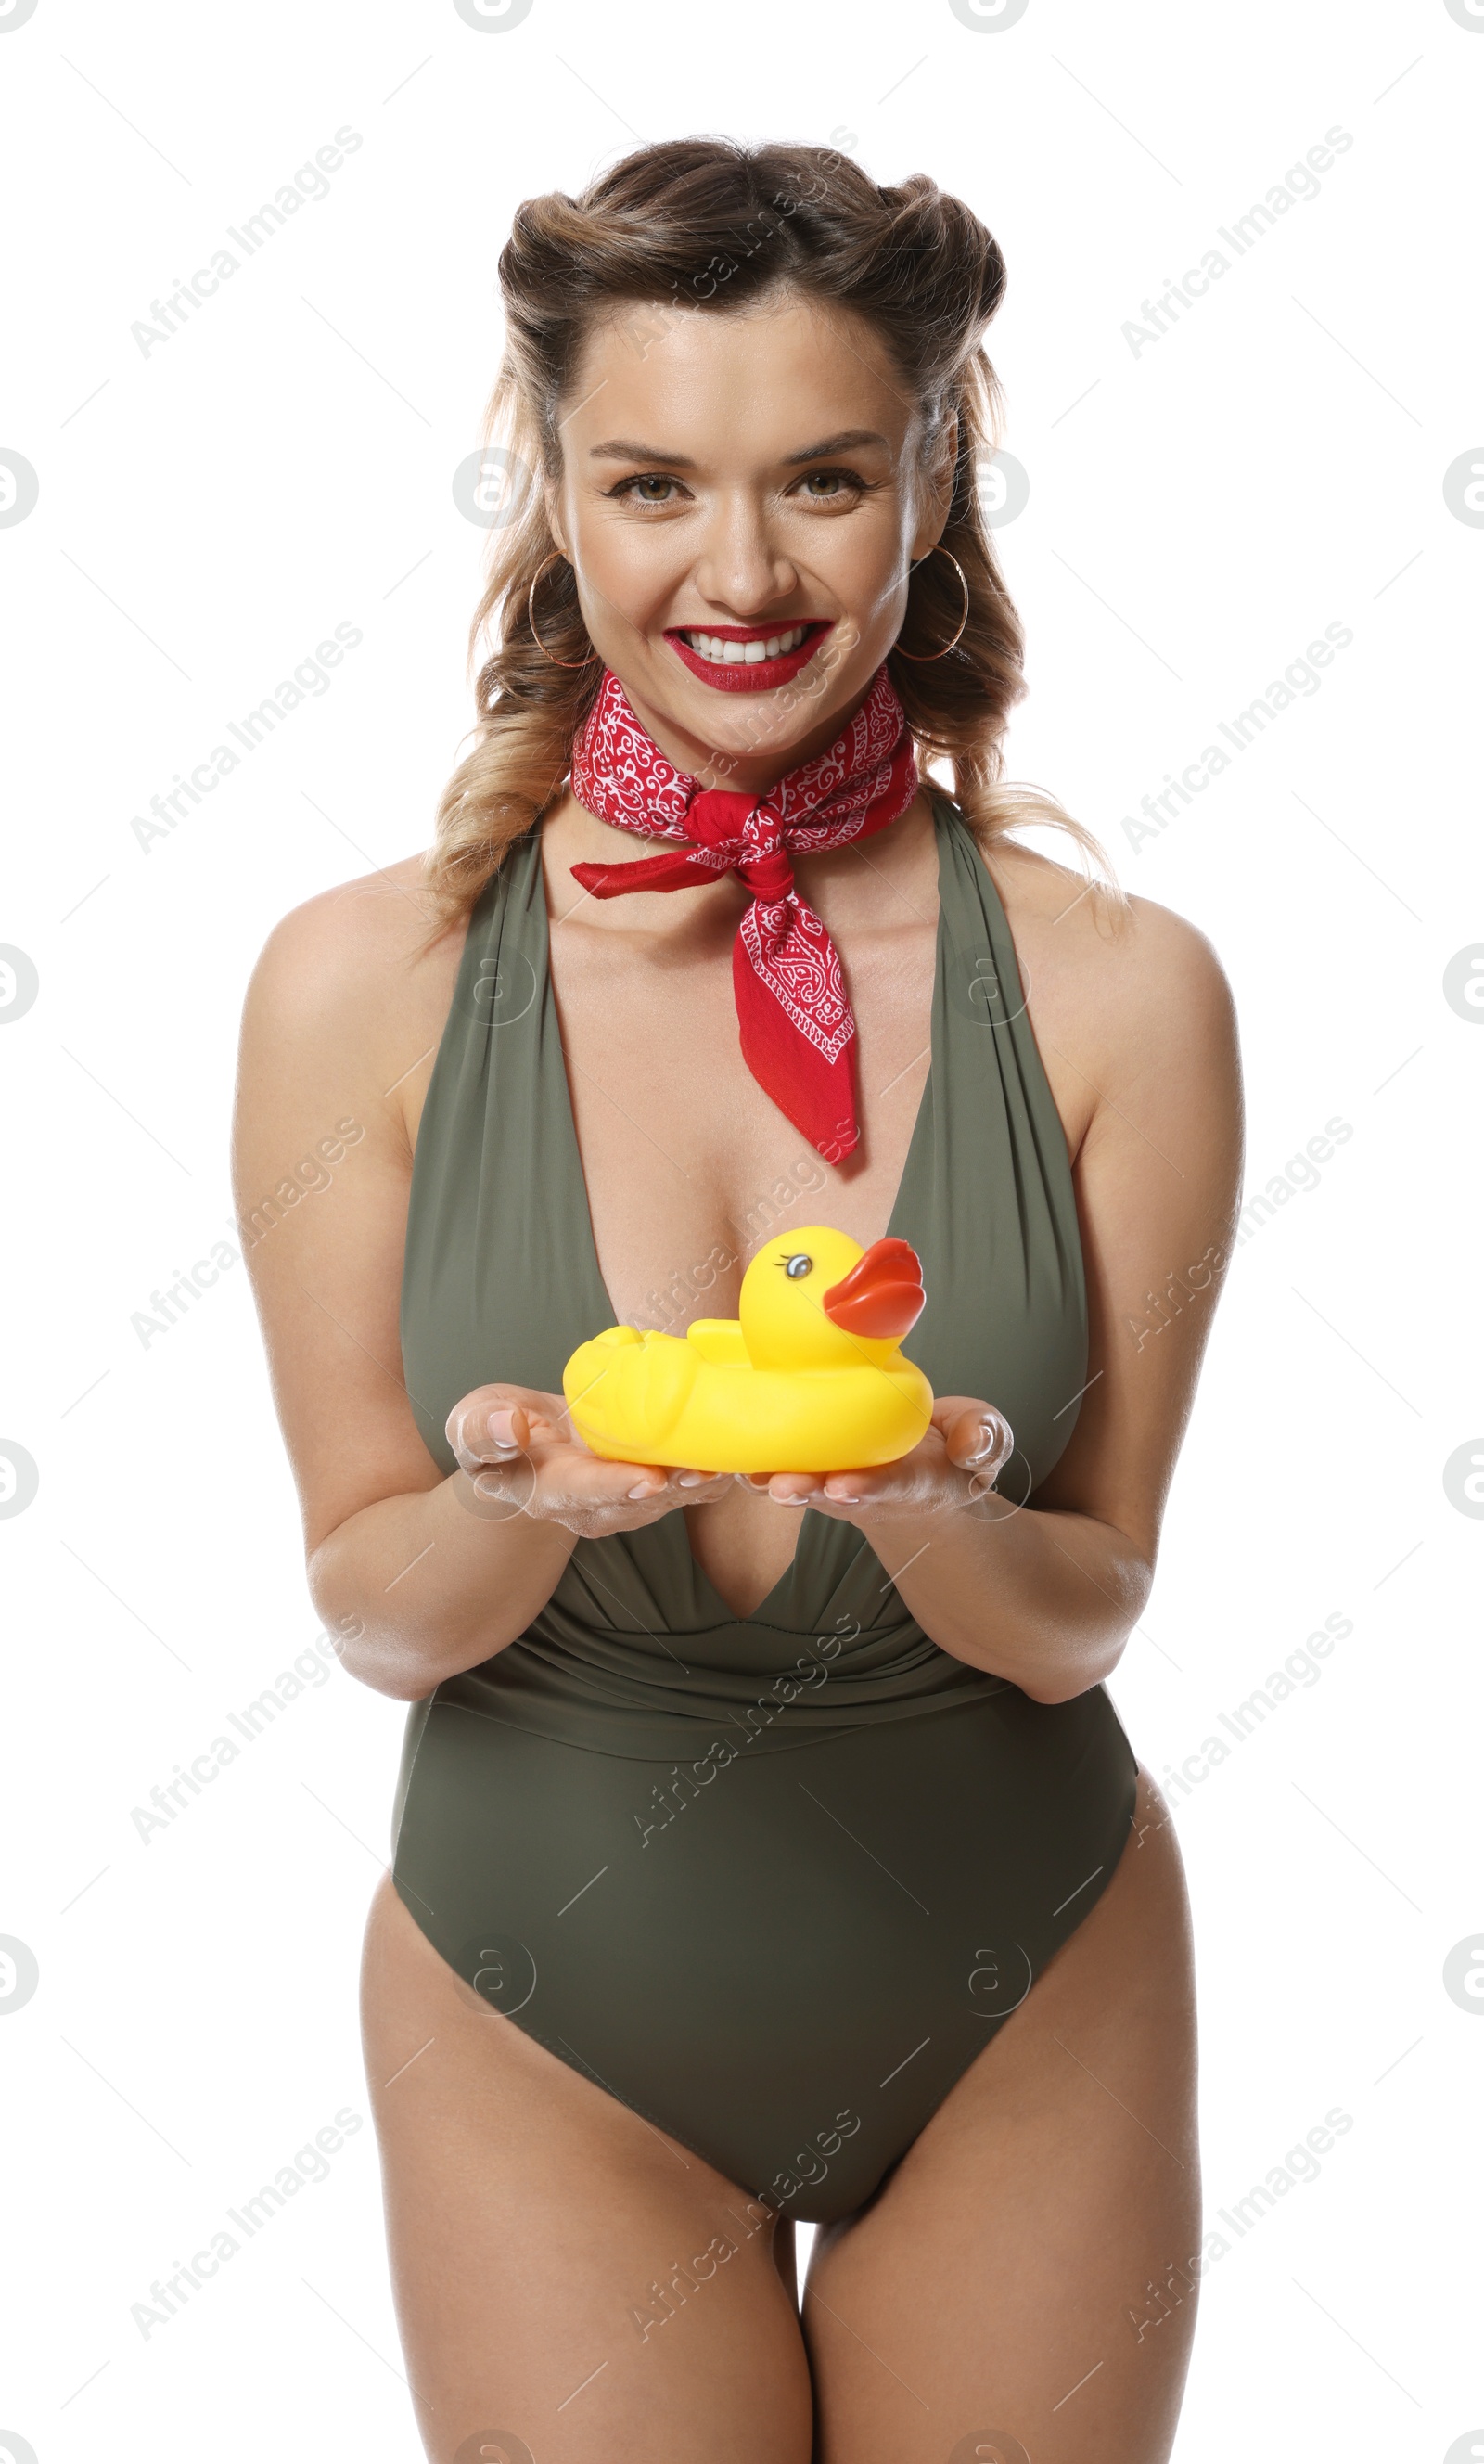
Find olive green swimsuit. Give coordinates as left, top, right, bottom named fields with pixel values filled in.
left=393, top=792, right=1137, bottom=2225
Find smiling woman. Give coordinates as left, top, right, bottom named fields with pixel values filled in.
left=234, top=135, right=1242, bottom=2463
left=428, top=143, right=1116, bottom=920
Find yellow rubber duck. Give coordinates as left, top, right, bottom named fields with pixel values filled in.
left=562, top=1226, right=933, bottom=1475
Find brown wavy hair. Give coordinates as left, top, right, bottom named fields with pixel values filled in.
left=426, top=136, right=1126, bottom=932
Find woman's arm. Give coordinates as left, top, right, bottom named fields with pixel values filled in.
left=759, top=884, right=1245, bottom=1703
left=232, top=864, right=726, bottom=1703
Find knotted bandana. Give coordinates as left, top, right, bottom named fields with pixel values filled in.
left=568, top=665, right=918, bottom=1162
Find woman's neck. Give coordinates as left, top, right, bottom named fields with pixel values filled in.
left=542, top=783, right=940, bottom=944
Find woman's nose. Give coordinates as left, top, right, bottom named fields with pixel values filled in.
left=691, top=497, right=800, bottom=616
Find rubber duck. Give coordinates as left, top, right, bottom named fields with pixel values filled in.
left=562, top=1226, right=933, bottom=1475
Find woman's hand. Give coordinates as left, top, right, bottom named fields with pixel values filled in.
left=445, top=1382, right=731, bottom=1541
left=740, top=1396, right=1017, bottom=1526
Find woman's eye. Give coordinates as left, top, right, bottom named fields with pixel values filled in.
left=796, top=468, right=862, bottom=501
left=614, top=474, right=683, bottom=505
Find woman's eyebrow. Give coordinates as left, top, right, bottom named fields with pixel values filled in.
left=589, top=439, right=696, bottom=465
left=586, top=428, right=891, bottom=468
left=784, top=429, right=889, bottom=462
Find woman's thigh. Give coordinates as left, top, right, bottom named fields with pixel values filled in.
left=360, top=1868, right=812, bottom=2463
left=802, top=1765, right=1201, bottom=2464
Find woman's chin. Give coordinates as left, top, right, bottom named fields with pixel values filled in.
left=631, top=649, right=879, bottom=767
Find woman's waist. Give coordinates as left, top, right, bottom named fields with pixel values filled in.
left=432, top=1597, right=1018, bottom=1761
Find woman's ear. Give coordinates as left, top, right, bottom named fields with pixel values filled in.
left=911, top=410, right=960, bottom=558
left=543, top=482, right=569, bottom=560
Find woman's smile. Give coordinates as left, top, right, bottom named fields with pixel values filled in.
left=665, top=618, right=835, bottom=692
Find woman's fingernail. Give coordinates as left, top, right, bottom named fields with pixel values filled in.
left=676, top=1471, right=707, bottom=1487
left=488, top=1407, right=518, bottom=1450
left=966, top=1418, right=999, bottom=1463
left=627, top=1481, right=658, bottom=1500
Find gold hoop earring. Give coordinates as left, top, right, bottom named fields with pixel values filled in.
left=527, top=551, right=599, bottom=669
left=893, top=544, right=970, bottom=662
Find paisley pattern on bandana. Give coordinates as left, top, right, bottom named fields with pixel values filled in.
left=568, top=665, right=918, bottom=1162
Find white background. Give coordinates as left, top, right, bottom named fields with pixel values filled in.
left=2, top=0, right=1481, bottom=2457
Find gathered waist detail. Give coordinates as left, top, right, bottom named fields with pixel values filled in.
left=429, top=1580, right=1013, bottom=1763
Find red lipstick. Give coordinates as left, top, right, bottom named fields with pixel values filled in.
left=665, top=621, right=833, bottom=694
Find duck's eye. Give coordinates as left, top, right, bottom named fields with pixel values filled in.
left=783, top=1252, right=813, bottom=1279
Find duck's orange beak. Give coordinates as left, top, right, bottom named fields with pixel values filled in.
left=821, top=1238, right=926, bottom=1340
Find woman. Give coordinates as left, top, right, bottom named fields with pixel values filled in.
left=236, top=139, right=1241, bottom=2462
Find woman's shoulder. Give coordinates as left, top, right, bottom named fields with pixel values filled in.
left=981, top=833, right=1234, bottom=1032
left=975, top=832, right=1240, bottom=1159
left=239, top=851, right=467, bottom=1144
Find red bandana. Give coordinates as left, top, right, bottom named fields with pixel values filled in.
left=568, top=665, right=918, bottom=1163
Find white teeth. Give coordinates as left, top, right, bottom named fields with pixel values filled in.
left=682, top=623, right=810, bottom=663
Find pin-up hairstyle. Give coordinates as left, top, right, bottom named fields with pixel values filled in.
left=426, top=136, right=1125, bottom=930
